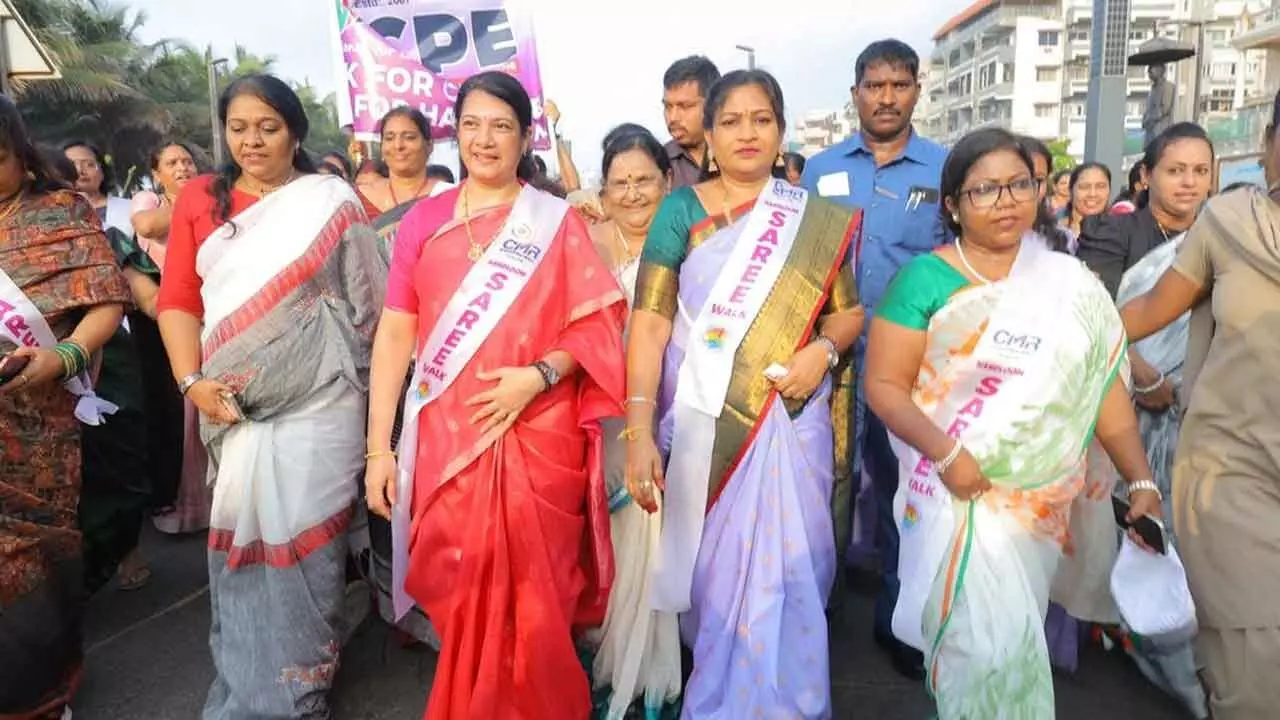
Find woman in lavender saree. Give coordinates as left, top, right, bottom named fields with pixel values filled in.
left=625, top=70, right=863, bottom=719
left=158, top=75, right=384, bottom=719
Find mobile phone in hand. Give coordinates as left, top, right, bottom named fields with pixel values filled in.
left=219, top=391, right=246, bottom=422
left=0, top=353, right=30, bottom=386
left=1112, top=496, right=1167, bottom=554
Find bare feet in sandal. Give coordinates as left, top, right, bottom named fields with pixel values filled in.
left=117, top=548, right=151, bottom=591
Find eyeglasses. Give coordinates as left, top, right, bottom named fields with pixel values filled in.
left=605, top=175, right=662, bottom=197
left=71, top=159, right=100, bottom=171
left=961, top=177, right=1039, bottom=208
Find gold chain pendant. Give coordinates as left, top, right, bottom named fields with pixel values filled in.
left=468, top=242, right=484, bottom=261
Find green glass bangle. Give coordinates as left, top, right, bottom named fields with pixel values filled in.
left=54, top=341, right=86, bottom=377
left=52, top=346, right=74, bottom=379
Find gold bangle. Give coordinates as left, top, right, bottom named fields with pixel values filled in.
left=365, top=450, right=396, bottom=460
left=617, top=426, right=651, bottom=441
left=625, top=396, right=655, bottom=406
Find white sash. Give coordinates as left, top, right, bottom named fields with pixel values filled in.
left=0, top=267, right=117, bottom=424
left=390, top=185, right=569, bottom=619
left=196, top=175, right=350, bottom=341
left=888, top=235, right=1085, bottom=651
left=104, top=195, right=134, bottom=238
left=649, top=179, right=809, bottom=612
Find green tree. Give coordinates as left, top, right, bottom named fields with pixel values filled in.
left=1046, top=138, right=1077, bottom=173
left=13, top=0, right=171, bottom=189
left=293, top=82, right=347, bottom=157
left=14, top=0, right=347, bottom=190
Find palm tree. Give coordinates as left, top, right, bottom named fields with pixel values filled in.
left=292, top=82, right=348, bottom=157
left=229, top=44, right=276, bottom=78
left=13, top=0, right=170, bottom=190
left=14, top=0, right=348, bottom=190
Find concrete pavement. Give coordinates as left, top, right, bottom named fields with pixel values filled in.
left=73, top=526, right=1191, bottom=719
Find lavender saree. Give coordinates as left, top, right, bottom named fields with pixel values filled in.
left=635, top=183, right=859, bottom=719
left=194, top=175, right=384, bottom=719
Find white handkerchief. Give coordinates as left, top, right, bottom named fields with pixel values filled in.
left=816, top=171, right=851, bottom=197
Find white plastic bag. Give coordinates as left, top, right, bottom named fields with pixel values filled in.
left=1110, top=535, right=1198, bottom=648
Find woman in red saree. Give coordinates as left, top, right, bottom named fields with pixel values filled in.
left=365, top=71, right=626, bottom=720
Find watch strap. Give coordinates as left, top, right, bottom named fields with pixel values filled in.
left=816, top=335, right=839, bottom=369
left=178, top=371, right=205, bottom=396
left=532, top=360, right=559, bottom=390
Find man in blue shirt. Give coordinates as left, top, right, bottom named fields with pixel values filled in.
left=801, top=38, right=949, bottom=681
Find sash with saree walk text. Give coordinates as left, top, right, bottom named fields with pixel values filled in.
left=390, top=185, right=568, bottom=618
left=651, top=179, right=809, bottom=612
left=888, top=235, right=1077, bottom=652
left=0, top=266, right=116, bottom=424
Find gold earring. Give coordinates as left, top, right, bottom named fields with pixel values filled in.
left=707, top=151, right=719, bottom=174
left=775, top=152, right=785, bottom=168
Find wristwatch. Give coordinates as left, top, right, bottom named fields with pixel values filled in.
left=178, top=371, right=205, bottom=396
left=532, top=360, right=560, bottom=390
left=816, top=335, right=839, bottom=370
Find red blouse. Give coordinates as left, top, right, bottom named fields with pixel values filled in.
left=357, top=189, right=383, bottom=221
left=156, top=175, right=260, bottom=319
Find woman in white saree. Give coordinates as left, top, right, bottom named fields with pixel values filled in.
left=157, top=75, right=383, bottom=719
left=865, top=128, right=1162, bottom=718
left=586, top=123, right=682, bottom=720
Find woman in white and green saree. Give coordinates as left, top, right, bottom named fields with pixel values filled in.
left=865, top=128, right=1163, bottom=718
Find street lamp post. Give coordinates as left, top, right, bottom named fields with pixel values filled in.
left=207, top=56, right=229, bottom=166
left=735, top=44, right=756, bottom=70
left=1084, top=0, right=1132, bottom=179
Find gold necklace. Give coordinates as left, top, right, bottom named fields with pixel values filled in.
left=390, top=175, right=430, bottom=206
left=241, top=170, right=296, bottom=197
left=718, top=178, right=733, bottom=225
left=462, top=183, right=512, bottom=261
left=613, top=223, right=640, bottom=267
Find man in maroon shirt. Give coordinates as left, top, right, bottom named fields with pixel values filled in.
left=661, top=56, right=720, bottom=188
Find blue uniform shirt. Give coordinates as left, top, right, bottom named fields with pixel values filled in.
left=801, top=131, right=950, bottom=320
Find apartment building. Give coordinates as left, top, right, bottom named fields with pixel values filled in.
left=1060, top=0, right=1263, bottom=158
left=923, top=0, right=1265, bottom=158
left=1230, top=0, right=1280, bottom=155
left=792, top=109, right=852, bottom=157
left=923, top=0, right=1067, bottom=146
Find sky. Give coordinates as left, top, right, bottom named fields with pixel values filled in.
left=131, top=0, right=970, bottom=182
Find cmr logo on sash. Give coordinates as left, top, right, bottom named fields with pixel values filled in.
left=703, top=327, right=727, bottom=350
left=992, top=329, right=1042, bottom=355
left=500, top=235, right=542, bottom=263
left=771, top=181, right=805, bottom=202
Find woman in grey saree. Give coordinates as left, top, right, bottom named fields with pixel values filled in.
left=157, top=75, right=384, bottom=718
left=1074, top=124, right=1215, bottom=719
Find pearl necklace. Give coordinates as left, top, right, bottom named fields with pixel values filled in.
left=954, top=239, right=994, bottom=285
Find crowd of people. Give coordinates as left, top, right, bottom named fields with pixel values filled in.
left=0, top=31, right=1277, bottom=720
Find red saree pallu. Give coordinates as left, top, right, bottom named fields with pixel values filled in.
left=387, top=185, right=625, bottom=720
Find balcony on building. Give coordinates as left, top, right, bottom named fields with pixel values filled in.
left=1235, top=3, right=1280, bottom=52
left=1221, top=5, right=1280, bottom=156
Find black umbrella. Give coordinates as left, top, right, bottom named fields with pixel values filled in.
left=1128, top=37, right=1197, bottom=66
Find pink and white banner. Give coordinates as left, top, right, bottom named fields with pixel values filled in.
left=329, top=0, right=552, bottom=149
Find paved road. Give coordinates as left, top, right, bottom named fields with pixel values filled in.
left=74, top=526, right=1190, bottom=719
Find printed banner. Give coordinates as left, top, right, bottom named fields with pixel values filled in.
left=329, top=0, right=551, bottom=149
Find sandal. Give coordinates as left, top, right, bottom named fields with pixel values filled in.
left=117, top=564, right=151, bottom=591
